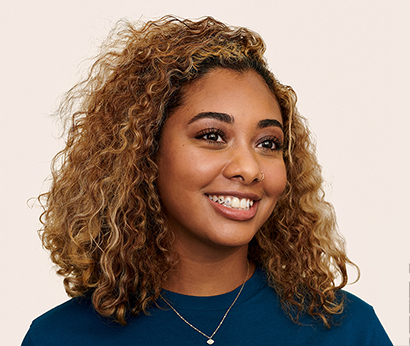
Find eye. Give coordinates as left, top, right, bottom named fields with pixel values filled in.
left=195, top=128, right=225, bottom=144
left=256, top=136, right=283, bottom=151
left=203, top=132, right=223, bottom=142
left=259, top=139, right=275, bottom=149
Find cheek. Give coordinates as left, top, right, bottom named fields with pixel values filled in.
left=265, top=163, right=287, bottom=197
left=157, top=145, right=220, bottom=198
left=156, top=154, right=190, bottom=222
left=156, top=147, right=222, bottom=228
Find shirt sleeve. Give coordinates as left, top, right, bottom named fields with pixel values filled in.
left=369, top=308, right=393, bottom=346
left=21, top=328, right=35, bottom=346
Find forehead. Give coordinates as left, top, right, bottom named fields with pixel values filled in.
left=177, top=68, right=282, bottom=123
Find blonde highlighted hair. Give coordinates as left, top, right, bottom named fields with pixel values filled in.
left=39, top=16, right=357, bottom=327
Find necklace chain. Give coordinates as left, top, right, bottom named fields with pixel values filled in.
left=162, top=261, right=250, bottom=345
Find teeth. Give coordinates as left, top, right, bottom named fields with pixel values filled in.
left=207, top=195, right=254, bottom=210
left=231, top=197, right=240, bottom=208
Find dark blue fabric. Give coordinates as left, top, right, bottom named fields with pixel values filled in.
left=22, top=268, right=392, bottom=345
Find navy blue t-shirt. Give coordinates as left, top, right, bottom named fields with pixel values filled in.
left=22, top=268, right=392, bottom=345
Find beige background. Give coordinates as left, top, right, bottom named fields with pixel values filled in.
left=2, top=1, right=408, bottom=345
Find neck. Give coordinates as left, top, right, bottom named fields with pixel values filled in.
left=163, top=246, right=255, bottom=296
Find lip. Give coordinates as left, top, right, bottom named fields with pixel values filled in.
left=205, top=193, right=260, bottom=221
left=205, top=191, right=261, bottom=201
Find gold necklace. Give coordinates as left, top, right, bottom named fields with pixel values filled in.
left=162, top=261, right=250, bottom=345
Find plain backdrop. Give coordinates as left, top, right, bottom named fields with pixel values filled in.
left=2, top=1, right=408, bottom=345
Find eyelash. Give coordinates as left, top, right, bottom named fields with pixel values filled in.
left=256, top=136, right=284, bottom=152
left=195, top=128, right=226, bottom=145
left=195, top=128, right=284, bottom=152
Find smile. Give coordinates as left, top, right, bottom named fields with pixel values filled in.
left=206, top=195, right=254, bottom=210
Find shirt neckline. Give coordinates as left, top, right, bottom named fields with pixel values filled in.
left=159, top=266, right=267, bottom=311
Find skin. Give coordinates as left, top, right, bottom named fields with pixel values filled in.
left=156, top=68, right=287, bottom=296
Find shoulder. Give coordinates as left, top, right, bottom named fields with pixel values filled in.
left=339, top=290, right=376, bottom=316
left=254, top=272, right=392, bottom=345
left=335, top=290, right=384, bottom=326
left=22, top=296, right=106, bottom=346
left=326, top=290, right=392, bottom=345
left=33, top=295, right=95, bottom=326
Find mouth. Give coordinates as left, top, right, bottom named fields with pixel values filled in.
left=206, top=194, right=254, bottom=210
left=205, top=193, right=260, bottom=221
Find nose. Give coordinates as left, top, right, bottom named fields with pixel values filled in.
left=222, top=146, right=262, bottom=184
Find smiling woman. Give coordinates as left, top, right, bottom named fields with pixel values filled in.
left=156, top=69, right=287, bottom=259
left=22, top=16, right=392, bottom=346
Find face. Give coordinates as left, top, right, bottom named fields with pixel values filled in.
left=156, top=68, right=287, bottom=255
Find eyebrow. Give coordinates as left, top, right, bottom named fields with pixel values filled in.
left=187, top=112, right=234, bottom=125
left=257, top=119, right=284, bottom=132
left=187, top=111, right=283, bottom=132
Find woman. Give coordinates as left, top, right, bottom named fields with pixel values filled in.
left=22, top=16, right=392, bottom=345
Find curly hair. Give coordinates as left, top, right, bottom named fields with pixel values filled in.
left=39, top=15, right=357, bottom=327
